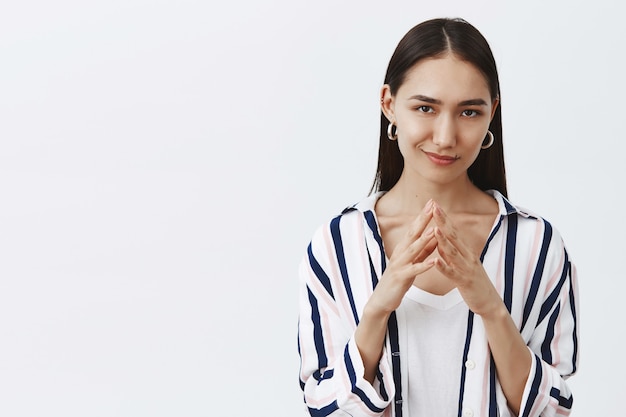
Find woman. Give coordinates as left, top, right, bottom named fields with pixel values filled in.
left=298, top=18, right=578, bottom=417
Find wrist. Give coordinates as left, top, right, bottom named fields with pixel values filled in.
left=478, top=299, right=509, bottom=323
left=362, top=299, right=393, bottom=324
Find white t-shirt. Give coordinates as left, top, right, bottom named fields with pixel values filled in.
left=399, top=286, right=468, bottom=416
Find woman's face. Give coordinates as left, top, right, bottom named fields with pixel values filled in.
left=382, top=54, right=498, bottom=187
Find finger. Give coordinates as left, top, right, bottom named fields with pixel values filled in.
left=434, top=226, right=460, bottom=265
left=433, top=257, right=456, bottom=280
left=432, top=203, right=468, bottom=257
left=410, top=258, right=436, bottom=277
left=432, top=203, right=453, bottom=234
left=405, top=199, right=435, bottom=239
left=413, top=235, right=437, bottom=263
left=398, top=227, right=435, bottom=264
left=394, top=200, right=434, bottom=253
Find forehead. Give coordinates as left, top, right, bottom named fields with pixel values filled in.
left=398, top=55, right=491, bottom=100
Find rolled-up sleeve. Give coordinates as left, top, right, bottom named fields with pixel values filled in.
left=297, top=225, right=394, bottom=417
left=519, top=232, right=579, bottom=417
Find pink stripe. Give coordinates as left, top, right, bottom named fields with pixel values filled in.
left=545, top=249, right=566, bottom=292
left=322, top=227, right=355, bottom=328
left=527, top=359, right=549, bottom=417
left=544, top=386, right=561, bottom=416
left=523, top=221, right=544, bottom=297
left=480, top=349, right=490, bottom=416
left=356, top=213, right=372, bottom=299
left=551, top=292, right=566, bottom=366
left=304, top=384, right=339, bottom=409
left=349, top=390, right=380, bottom=416
left=494, top=235, right=506, bottom=294
left=320, top=302, right=337, bottom=363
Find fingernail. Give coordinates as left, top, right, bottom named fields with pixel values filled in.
left=424, top=227, right=434, bottom=236
left=425, top=199, right=433, bottom=211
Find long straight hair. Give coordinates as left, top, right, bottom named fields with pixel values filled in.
left=371, top=18, right=508, bottom=197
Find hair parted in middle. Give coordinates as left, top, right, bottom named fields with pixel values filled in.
left=372, top=18, right=508, bottom=197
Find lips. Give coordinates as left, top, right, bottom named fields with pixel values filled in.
left=423, top=151, right=459, bottom=166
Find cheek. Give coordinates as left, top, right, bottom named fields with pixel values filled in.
left=466, top=132, right=486, bottom=147
left=396, top=130, right=427, bottom=159
left=396, top=119, right=429, bottom=144
left=462, top=122, right=491, bottom=147
left=467, top=143, right=482, bottom=162
left=462, top=132, right=487, bottom=161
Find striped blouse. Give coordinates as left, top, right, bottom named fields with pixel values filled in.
left=297, top=190, right=579, bottom=417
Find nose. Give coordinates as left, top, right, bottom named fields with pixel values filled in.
left=432, top=114, right=457, bottom=148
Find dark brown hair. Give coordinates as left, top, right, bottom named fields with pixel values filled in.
left=372, top=18, right=508, bottom=197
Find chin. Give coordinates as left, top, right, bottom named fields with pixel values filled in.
left=409, top=166, right=471, bottom=187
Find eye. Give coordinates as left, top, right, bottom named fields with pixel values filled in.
left=416, top=105, right=434, bottom=113
left=461, top=109, right=481, bottom=117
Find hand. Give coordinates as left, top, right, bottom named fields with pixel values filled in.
left=431, top=203, right=502, bottom=318
left=367, top=200, right=438, bottom=315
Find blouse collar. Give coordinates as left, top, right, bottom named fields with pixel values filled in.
left=348, top=189, right=534, bottom=219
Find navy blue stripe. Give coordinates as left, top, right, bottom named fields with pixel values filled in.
left=377, top=369, right=389, bottom=402
left=503, top=214, right=518, bottom=312
left=297, top=327, right=306, bottom=390
left=367, top=253, right=378, bottom=289
left=307, top=287, right=328, bottom=372
left=550, top=387, right=573, bottom=409
left=364, top=210, right=387, bottom=272
left=538, top=251, right=569, bottom=324
left=521, top=355, right=543, bottom=417
left=330, top=216, right=360, bottom=325
left=541, top=303, right=560, bottom=364
left=521, top=221, right=553, bottom=331
left=460, top=214, right=504, bottom=417
left=344, top=345, right=386, bottom=413
left=317, top=369, right=334, bottom=384
left=369, top=212, right=399, bottom=416
left=568, top=261, right=578, bottom=374
left=308, top=244, right=335, bottom=299
left=480, top=215, right=503, bottom=260
left=488, top=355, right=497, bottom=417
left=502, top=197, right=517, bottom=215
left=308, top=400, right=339, bottom=417
left=387, top=311, right=403, bottom=417
left=457, top=311, right=475, bottom=417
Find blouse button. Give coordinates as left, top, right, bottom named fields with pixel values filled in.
left=463, top=408, right=474, bottom=417
left=465, top=359, right=476, bottom=370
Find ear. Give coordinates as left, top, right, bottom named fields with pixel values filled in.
left=490, top=96, right=500, bottom=120
left=380, top=84, right=396, bottom=123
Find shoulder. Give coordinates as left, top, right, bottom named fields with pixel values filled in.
left=491, top=190, right=555, bottom=226
left=491, top=190, right=569, bottom=252
left=308, top=193, right=383, bottom=247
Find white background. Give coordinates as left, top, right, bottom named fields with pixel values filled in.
left=1, top=0, right=623, bottom=415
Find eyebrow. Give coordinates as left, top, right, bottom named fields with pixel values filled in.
left=408, top=94, right=488, bottom=106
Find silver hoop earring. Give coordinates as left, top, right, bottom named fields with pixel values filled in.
left=481, top=130, right=495, bottom=149
left=387, top=123, right=398, bottom=140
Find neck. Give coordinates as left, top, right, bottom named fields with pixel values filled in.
left=385, top=172, right=482, bottom=215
